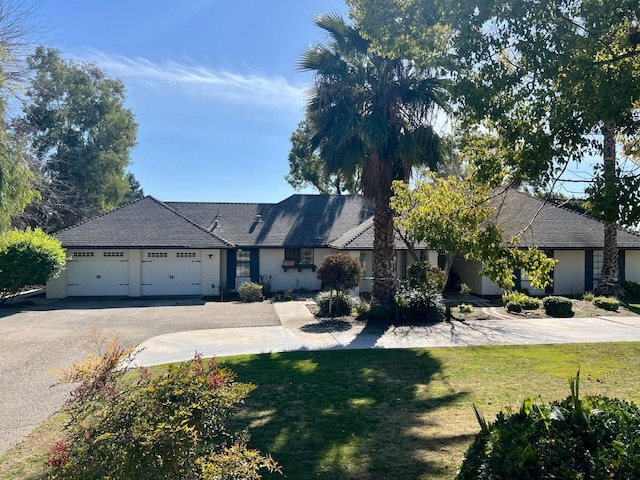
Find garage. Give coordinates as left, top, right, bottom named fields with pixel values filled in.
left=141, top=250, right=202, bottom=296
left=66, top=250, right=129, bottom=296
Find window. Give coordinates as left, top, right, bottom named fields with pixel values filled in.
left=236, top=249, right=251, bottom=277
left=72, top=251, right=94, bottom=257
left=593, top=250, right=603, bottom=287
left=147, top=252, right=167, bottom=258
left=176, top=252, right=196, bottom=258
left=103, top=251, right=124, bottom=257
left=284, top=248, right=314, bottom=265
left=359, top=251, right=367, bottom=277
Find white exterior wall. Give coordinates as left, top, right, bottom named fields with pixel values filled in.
left=46, top=266, right=67, bottom=299
left=259, top=248, right=335, bottom=291
left=481, top=275, right=503, bottom=295
left=554, top=250, right=585, bottom=296
left=452, top=257, right=485, bottom=294
left=128, top=249, right=142, bottom=297
left=626, top=251, right=640, bottom=283
left=201, top=249, right=221, bottom=296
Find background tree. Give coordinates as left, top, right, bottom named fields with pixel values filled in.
left=0, top=227, right=65, bottom=301
left=15, top=47, right=140, bottom=232
left=301, top=13, right=445, bottom=307
left=285, top=118, right=360, bottom=195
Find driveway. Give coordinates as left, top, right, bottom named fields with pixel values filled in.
left=0, top=297, right=280, bottom=455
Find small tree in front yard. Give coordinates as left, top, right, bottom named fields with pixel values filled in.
left=316, top=253, right=363, bottom=316
left=0, top=227, right=65, bottom=302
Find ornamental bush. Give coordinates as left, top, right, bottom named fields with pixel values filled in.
left=457, top=374, right=640, bottom=480
left=238, top=281, right=263, bottom=302
left=593, top=296, right=620, bottom=311
left=0, top=228, right=65, bottom=301
left=395, top=288, right=446, bottom=322
left=502, top=291, right=540, bottom=310
left=543, top=295, right=573, bottom=317
left=407, top=261, right=446, bottom=293
left=622, top=280, right=640, bottom=297
left=316, top=290, right=353, bottom=317
left=315, top=253, right=362, bottom=293
left=505, top=301, right=522, bottom=313
left=48, top=333, right=279, bottom=479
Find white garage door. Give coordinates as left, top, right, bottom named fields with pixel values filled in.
left=141, top=250, right=202, bottom=296
left=67, top=250, right=129, bottom=296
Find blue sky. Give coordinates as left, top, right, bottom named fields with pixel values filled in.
left=37, top=0, right=349, bottom=203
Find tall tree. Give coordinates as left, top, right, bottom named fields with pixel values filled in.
left=15, top=47, right=139, bottom=231
left=285, top=118, right=360, bottom=195
left=301, top=13, right=445, bottom=306
left=349, top=0, right=640, bottom=296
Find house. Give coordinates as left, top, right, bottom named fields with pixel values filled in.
left=46, top=191, right=640, bottom=299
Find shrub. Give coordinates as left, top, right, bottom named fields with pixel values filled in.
left=395, top=288, right=446, bottom=322
left=622, top=280, right=640, bottom=297
left=48, top=333, right=279, bottom=479
left=593, top=296, right=620, bottom=311
left=502, top=290, right=540, bottom=310
left=457, top=373, right=640, bottom=480
left=543, top=296, right=573, bottom=317
left=238, top=281, right=263, bottom=302
left=459, top=283, right=472, bottom=296
left=354, top=299, right=371, bottom=317
left=505, top=301, right=522, bottom=313
left=582, top=291, right=595, bottom=302
left=407, top=261, right=446, bottom=292
left=259, top=274, right=273, bottom=297
left=316, top=253, right=363, bottom=292
left=316, top=290, right=353, bottom=317
left=458, top=303, right=473, bottom=313
left=0, top=228, right=66, bottom=301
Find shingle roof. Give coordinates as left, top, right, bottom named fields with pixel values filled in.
left=167, top=194, right=374, bottom=247
left=493, top=189, right=640, bottom=249
left=54, top=191, right=640, bottom=251
left=54, top=196, right=232, bottom=248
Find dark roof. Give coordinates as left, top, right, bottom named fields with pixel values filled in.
left=53, top=191, right=640, bottom=251
left=166, top=194, right=374, bottom=247
left=54, top=196, right=232, bottom=248
left=493, top=189, right=640, bottom=249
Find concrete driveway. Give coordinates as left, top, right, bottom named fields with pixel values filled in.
left=0, top=297, right=280, bottom=455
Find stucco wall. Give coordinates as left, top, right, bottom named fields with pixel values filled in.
left=452, top=258, right=485, bottom=294
left=259, top=248, right=335, bottom=291
left=46, top=266, right=67, bottom=299
left=626, top=251, right=640, bottom=283
left=128, top=249, right=142, bottom=297
left=201, top=249, right=221, bottom=296
left=554, top=250, right=586, bottom=295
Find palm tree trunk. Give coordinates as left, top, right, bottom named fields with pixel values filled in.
left=596, top=121, right=619, bottom=297
left=372, top=193, right=397, bottom=306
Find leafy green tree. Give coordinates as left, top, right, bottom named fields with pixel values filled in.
left=16, top=47, right=140, bottom=231
left=301, top=13, right=445, bottom=306
left=316, top=253, right=363, bottom=316
left=352, top=0, right=640, bottom=296
left=285, top=119, right=360, bottom=194
left=0, top=227, right=65, bottom=301
left=392, top=176, right=557, bottom=291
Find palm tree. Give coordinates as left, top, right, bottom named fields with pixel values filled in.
left=300, top=13, right=446, bottom=306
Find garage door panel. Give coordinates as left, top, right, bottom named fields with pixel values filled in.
left=66, top=250, right=129, bottom=296
left=141, top=251, right=202, bottom=296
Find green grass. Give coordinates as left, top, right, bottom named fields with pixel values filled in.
left=3, top=343, right=640, bottom=480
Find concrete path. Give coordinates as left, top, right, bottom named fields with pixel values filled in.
left=132, top=301, right=640, bottom=366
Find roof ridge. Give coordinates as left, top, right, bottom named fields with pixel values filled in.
left=329, top=217, right=374, bottom=248
left=152, top=198, right=236, bottom=247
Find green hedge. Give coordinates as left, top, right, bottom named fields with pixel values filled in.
left=457, top=375, right=640, bottom=479
left=542, top=296, right=573, bottom=317
left=593, top=296, right=620, bottom=311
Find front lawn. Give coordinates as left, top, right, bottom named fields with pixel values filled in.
left=2, top=343, right=640, bottom=480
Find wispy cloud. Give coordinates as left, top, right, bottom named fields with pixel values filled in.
left=78, top=51, right=308, bottom=112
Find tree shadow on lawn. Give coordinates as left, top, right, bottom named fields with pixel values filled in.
left=225, top=349, right=471, bottom=480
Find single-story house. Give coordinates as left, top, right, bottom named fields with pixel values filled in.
left=46, top=190, right=640, bottom=298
